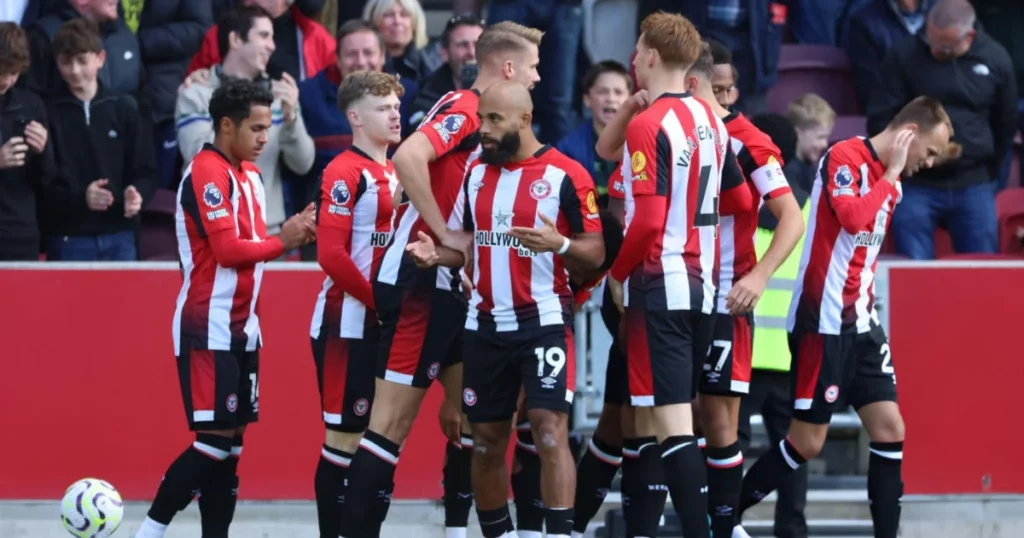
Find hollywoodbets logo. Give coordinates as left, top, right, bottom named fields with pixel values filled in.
left=475, top=230, right=536, bottom=258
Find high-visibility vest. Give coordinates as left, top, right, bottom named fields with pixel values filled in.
left=751, top=201, right=811, bottom=372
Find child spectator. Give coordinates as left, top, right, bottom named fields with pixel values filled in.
left=43, top=18, right=156, bottom=261
left=785, top=93, right=836, bottom=191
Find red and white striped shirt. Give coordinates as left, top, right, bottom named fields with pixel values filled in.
left=173, top=145, right=272, bottom=355
left=717, top=113, right=792, bottom=313
left=310, top=147, right=398, bottom=340
left=787, top=137, right=903, bottom=335
left=377, top=89, right=480, bottom=293
left=455, top=146, right=602, bottom=332
left=611, top=92, right=729, bottom=313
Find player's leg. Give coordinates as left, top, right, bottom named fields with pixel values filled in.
left=738, top=331, right=849, bottom=519
left=521, top=326, right=579, bottom=538
left=512, top=392, right=546, bottom=537
left=699, top=313, right=753, bottom=537
left=464, top=330, right=521, bottom=538
left=133, top=348, right=241, bottom=538
left=439, top=360, right=475, bottom=538
left=850, top=325, right=904, bottom=538
left=633, top=308, right=711, bottom=538
left=622, top=404, right=669, bottom=538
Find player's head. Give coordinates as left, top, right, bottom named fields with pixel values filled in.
left=633, top=11, right=701, bottom=90
left=787, top=93, right=835, bottom=164
left=886, top=96, right=954, bottom=175
left=582, top=60, right=631, bottom=129
left=925, top=0, right=975, bottom=61
left=708, top=39, right=739, bottom=108
left=337, top=71, right=404, bottom=146
left=336, top=19, right=386, bottom=77
left=0, top=23, right=30, bottom=95
left=597, top=210, right=624, bottom=272
left=476, top=21, right=542, bottom=90
left=441, top=14, right=485, bottom=82
left=218, top=5, right=275, bottom=76
left=684, top=41, right=716, bottom=103
left=210, top=78, right=275, bottom=162
left=53, top=19, right=105, bottom=96
left=477, top=81, right=533, bottom=165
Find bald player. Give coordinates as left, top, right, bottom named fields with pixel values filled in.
left=407, top=81, right=605, bottom=538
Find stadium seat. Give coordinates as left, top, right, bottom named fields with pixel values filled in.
left=933, top=227, right=954, bottom=259
left=581, top=0, right=638, bottom=70
left=830, top=115, right=867, bottom=144
left=937, top=252, right=1024, bottom=261
left=767, top=45, right=860, bottom=116
left=139, top=189, right=178, bottom=262
left=996, top=187, right=1024, bottom=254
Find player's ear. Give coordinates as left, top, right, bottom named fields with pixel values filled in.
left=521, top=112, right=532, bottom=127
left=346, top=107, right=360, bottom=128
left=685, top=75, right=698, bottom=93
left=907, top=123, right=920, bottom=133
left=219, top=116, right=234, bottom=136
left=501, top=60, right=514, bottom=81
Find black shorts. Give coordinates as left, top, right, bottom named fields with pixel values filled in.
left=603, top=336, right=629, bottom=405
left=311, top=329, right=378, bottom=433
left=789, top=323, right=898, bottom=425
left=375, top=282, right=466, bottom=388
left=462, top=325, right=576, bottom=423
left=625, top=305, right=714, bottom=407
left=176, top=346, right=259, bottom=431
left=700, top=313, right=754, bottom=396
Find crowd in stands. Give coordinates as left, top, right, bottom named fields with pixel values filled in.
left=0, top=0, right=1021, bottom=262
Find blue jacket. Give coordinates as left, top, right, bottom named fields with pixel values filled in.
left=555, top=121, right=618, bottom=196
left=138, top=0, right=213, bottom=125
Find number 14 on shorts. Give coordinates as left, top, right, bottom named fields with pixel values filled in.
left=535, top=347, right=566, bottom=390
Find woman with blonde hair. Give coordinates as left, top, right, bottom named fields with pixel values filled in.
left=362, top=0, right=435, bottom=84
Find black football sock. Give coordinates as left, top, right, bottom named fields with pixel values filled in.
left=315, top=444, right=352, bottom=538
left=571, top=436, right=621, bottom=533
left=698, top=436, right=707, bottom=458
left=511, top=432, right=544, bottom=534
left=631, top=437, right=668, bottom=537
left=868, top=441, right=904, bottom=538
left=545, top=507, right=574, bottom=538
left=739, top=437, right=807, bottom=516
left=661, top=435, right=710, bottom=538
left=619, top=438, right=640, bottom=535
left=198, top=434, right=243, bottom=538
left=706, top=442, right=743, bottom=538
left=476, top=505, right=514, bottom=538
left=340, top=430, right=399, bottom=538
left=443, top=435, right=474, bottom=534
left=147, top=434, right=233, bottom=525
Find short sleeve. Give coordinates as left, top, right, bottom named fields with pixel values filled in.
left=316, top=160, right=360, bottom=238
left=822, top=147, right=863, bottom=205
left=624, top=115, right=666, bottom=197
left=187, top=157, right=235, bottom=236
left=608, top=163, right=625, bottom=200
left=558, top=163, right=603, bottom=235
left=418, top=108, right=481, bottom=159
left=454, top=162, right=481, bottom=232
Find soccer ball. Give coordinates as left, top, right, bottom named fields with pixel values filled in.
left=60, top=478, right=124, bottom=538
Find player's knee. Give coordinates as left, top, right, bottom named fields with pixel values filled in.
left=368, top=403, right=418, bottom=442
left=868, top=411, right=906, bottom=443
left=528, top=411, right=568, bottom=456
left=472, top=427, right=509, bottom=467
left=788, top=422, right=828, bottom=459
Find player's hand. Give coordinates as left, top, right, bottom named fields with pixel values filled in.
left=509, top=213, right=564, bottom=253
left=440, top=229, right=473, bottom=264
left=86, top=179, right=115, bottom=211
left=179, top=68, right=210, bottom=93
left=273, top=73, right=300, bottom=123
left=280, top=203, right=316, bottom=249
left=628, top=90, right=649, bottom=113
left=406, top=231, right=440, bottom=268
left=0, top=136, right=28, bottom=168
left=727, top=270, right=768, bottom=315
left=24, top=121, right=47, bottom=154
left=123, top=185, right=143, bottom=218
left=438, top=398, right=463, bottom=445
left=608, top=276, right=625, bottom=315
left=885, top=128, right=915, bottom=183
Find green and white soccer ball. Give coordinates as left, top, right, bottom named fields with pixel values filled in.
left=60, top=478, right=124, bottom=538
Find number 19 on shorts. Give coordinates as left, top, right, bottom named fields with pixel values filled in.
left=535, top=347, right=566, bottom=388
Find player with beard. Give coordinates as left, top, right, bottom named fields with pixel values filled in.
left=308, top=71, right=404, bottom=538
left=406, top=81, right=605, bottom=538
left=341, top=22, right=543, bottom=538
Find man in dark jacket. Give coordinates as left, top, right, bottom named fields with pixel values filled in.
left=137, top=0, right=212, bottom=188
left=44, top=18, right=156, bottom=261
left=867, top=0, right=1018, bottom=259
left=0, top=22, right=58, bottom=261
left=407, top=14, right=483, bottom=132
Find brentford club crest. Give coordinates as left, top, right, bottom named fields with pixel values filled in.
left=226, top=393, right=238, bottom=413
left=428, top=362, right=440, bottom=379
left=529, top=178, right=551, bottom=200
left=825, top=385, right=840, bottom=403
left=354, top=398, right=369, bottom=416
left=463, top=388, right=478, bottom=406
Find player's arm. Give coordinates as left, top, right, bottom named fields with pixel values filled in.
left=315, top=169, right=375, bottom=309
left=824, top=151, right=898, bottom=235
left=408, top=174, right=472, bottom=268
left=556, top=169, right=606, bottom=282
left=595, top=91, right=646, bottom=161
left=748, top=153, right=804, bottom=279
left=719, top=147, right=754, bottom=216
left=607, top=163, right=626, bottom=227
left=608, top=119, right=665, bottom=283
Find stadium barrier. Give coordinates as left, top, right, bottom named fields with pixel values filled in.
left=0, top=261, right=1021, bottom=500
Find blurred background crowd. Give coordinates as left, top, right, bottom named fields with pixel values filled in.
left=0, top=0, right=1021, bottom=264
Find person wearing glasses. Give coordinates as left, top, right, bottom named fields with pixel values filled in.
left=407, top=14, right=484, bottom=130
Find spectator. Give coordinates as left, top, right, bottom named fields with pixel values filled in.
left=362, top=0, right=434, bottom=86
left=786, top=93, right=836, bottom=193
left=487, top=0, right=583, bottom=144
left=24, top=0, right=143, bottom=99
left=407, top=14, right=484, bottom=129
left=868, top=0, right=1018, bottom=259
left=788, top=0, right=866, bottom=45
left=189, top=0, right=336, bottom=82
left=844, top=0, right=936, bottom=111
left=293, top=18, right=415, bottom=259
left=137, top=0, right=213, bottom=189
left=177, top=5, right=315, bottom=236
left=214, top=0, right=327, bottom=22
left=43, top=19, right=156, bottom=261
left=1, top=0, right=47, bottom=27
left=975, top=0, right=1024, bottom=188
left=0, top=22, right=57, bottom=261
left=555, top=60, right=631, bottom=205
